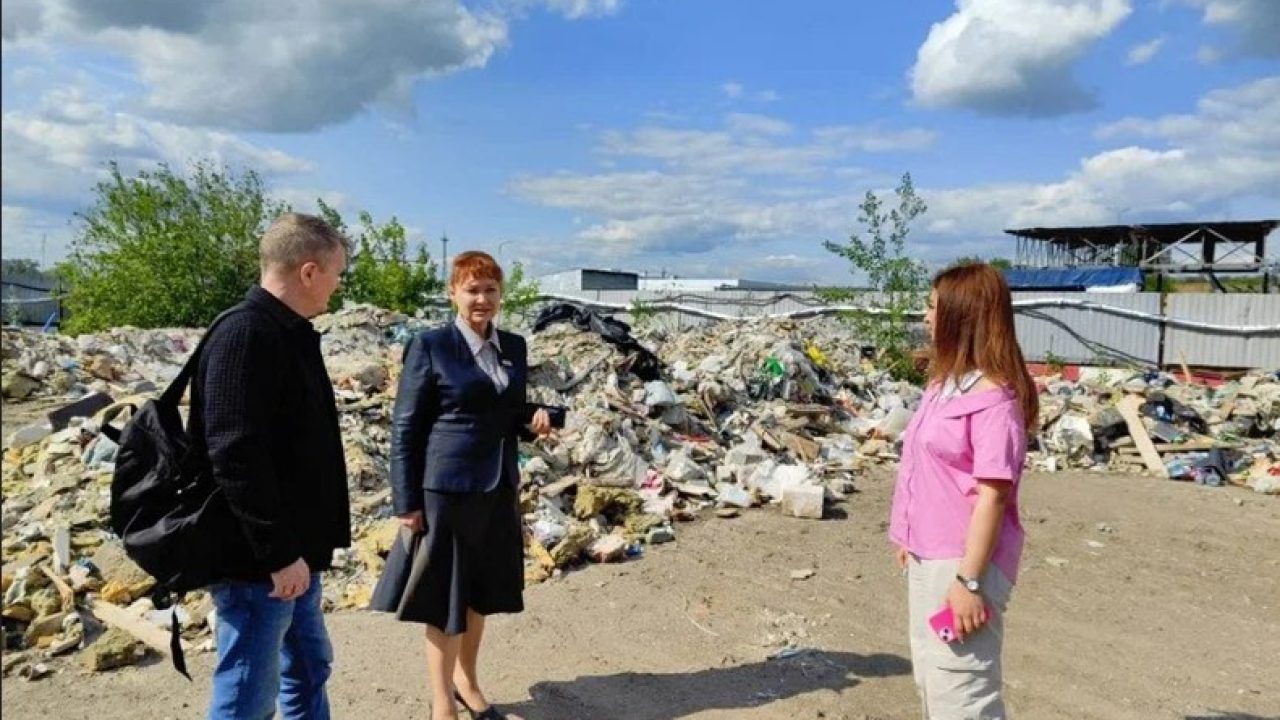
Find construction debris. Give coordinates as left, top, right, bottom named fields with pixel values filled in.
left=1033, top=368, right=1279, bottom=487
left=2, top=301, right=1277, bottom=677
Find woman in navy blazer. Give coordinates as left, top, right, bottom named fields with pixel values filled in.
left=386, top=251, right=550, bottom=720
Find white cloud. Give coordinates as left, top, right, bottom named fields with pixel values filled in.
left=272, top=188, right=353, bottom=218
left=726, top=113, right=793, bottom=137
left=719, top=81, right=781, bottom=103
left=812, top=126, right=939, bottom=153
left=512, top=116, right=937, bottom=257
left=759, top=254, right=821, bottom=269
left=514, top=77, right=1278, bottom=273
left=0, top=205, right=75, bottom=263
left=3, top=0, right=509, bottom=132
left=594, top=116, right=935, bottom=178
left=2, top=87, right=314, bottom=207
left=931, top=76, right=1280, bottom=235
left=1197, top=44, right=1222, bottom=64
left=0, top=0, right=48, bottom=44
left=1095, top=77, right=1280, bottom=157
left=911, top=0, right=1132, bottom=116
left=1182, top=0, right=1280, bottom=57
left=1126, top=36, right=1166, bottom=65
left=538, top=0, right=624, bottom=20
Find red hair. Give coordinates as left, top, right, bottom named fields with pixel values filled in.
left=930, top=263, right=1038, bottom=432
left=450, top=250, right=504, bottom=287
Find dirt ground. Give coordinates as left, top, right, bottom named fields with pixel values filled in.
left=3, top=467, right=1278, bottom=720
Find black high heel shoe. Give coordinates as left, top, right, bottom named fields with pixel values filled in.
left=454, top=690, right=508, bottom=720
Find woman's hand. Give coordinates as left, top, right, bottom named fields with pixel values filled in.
left=895, top=545, right=909, bottom=571
left=946, top=580, right=988, bottom=641
left=527, top=408, right=553, bottom=437
left=399, top=510, right=425, bottom=534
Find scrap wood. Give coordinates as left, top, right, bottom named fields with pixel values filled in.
left=352, top=489, right=392, bottom=515
left=1117, top=395, right=1169, bottom=478
left=1117, top=439, right=1242, bottom=454
left=751, top=422, right=783, bottom=451
left=786, top=404, right=833, bottom=417
left=87, top=598, right=190, bottom=655
left=39, top=566, right=75, bottom=611
left=1178, top=352, right=1196, bottom=387
left=539, top=476, right=579, bottom=498
left=779, top=431, right=820, bottom=463
left=557, top=352, right=612, bottom=392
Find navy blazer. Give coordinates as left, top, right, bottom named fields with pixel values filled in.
left=390, top=324, right=534, bottom=514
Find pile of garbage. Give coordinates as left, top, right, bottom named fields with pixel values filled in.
left=3, top=301, right=1277, bottom=680
left=1035, top=369, right=1280, bottom=491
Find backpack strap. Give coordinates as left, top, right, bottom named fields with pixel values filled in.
left=158, top=307, right=248, bottom=408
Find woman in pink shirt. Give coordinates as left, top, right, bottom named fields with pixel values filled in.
left=889, top=262, right=1038, bottom=719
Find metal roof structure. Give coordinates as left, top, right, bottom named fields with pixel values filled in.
left=1005, top=220, right=1278, bottom=274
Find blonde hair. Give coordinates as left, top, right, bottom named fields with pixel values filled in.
left=259, top=212, right=350, bottom=272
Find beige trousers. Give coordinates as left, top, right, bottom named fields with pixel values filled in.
left=907, top=555, right=1014, bottom=720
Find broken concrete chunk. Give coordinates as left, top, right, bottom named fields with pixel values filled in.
left=3, top=371, right=41, bottom=400
left=5, top=423, right=52, bottom=450
left=83, top=628, right=146, bottom=671
left=780, top=483, right=824, bottom=520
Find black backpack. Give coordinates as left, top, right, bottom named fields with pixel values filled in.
left=107, top=309, right=242, bottom=677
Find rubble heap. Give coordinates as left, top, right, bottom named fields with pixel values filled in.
left=1034, top=369, right=1280, bottom=490
left=2, top=303, right=1277, bottom=680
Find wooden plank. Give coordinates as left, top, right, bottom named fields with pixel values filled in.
left=39, top=566, right=75, bottom=612
left=779, top=431, right=820, bottom=463
left=539, top=476, right=579, bottom=498
left=87, top=598, right=189, bottom=655
left=1117, top=395, right=1168, bottom=478
left=1177, top=351, right=1195, bottom=387
left=1116, top=439, right=1241, bottom=455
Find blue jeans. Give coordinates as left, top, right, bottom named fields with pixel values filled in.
left=208, top=574, right=333, bottom=720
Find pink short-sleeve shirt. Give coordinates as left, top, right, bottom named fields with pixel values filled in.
left=889, top=385, right=1028, bottom=583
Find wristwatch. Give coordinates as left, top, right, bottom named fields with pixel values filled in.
left=956, top=573, right=981, bottom=593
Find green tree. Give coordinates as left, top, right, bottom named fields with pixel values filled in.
left=821, top=172, right=930, bottom=382
left=57, top=161, right=284, bottom=334
left=501, top=260, right=542, bottom=320
left=322, top=201, right=442, bottom=314
left=1, top=259, right=43, bottom=277
left=948, top=255, right=1012, bottom=270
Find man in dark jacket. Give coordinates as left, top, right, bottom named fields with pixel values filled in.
left=190, top=212, right=351, bottom=719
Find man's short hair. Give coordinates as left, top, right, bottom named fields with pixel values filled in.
left=260, top=212, right=350, bottom=272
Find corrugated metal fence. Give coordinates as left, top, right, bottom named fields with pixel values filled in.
left=1010, top=292, right=1163, bottom=366
left=544, top=290, right=1280, bottom=370
left=1166, top=294, right=1280, bottom=369
left=0, top=272, right=60, bottom=326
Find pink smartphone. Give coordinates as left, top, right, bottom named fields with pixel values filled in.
left=928, top=604, right=993, bottom=643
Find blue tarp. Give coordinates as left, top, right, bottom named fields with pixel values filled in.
left=1002, top=266, right=1143, bottom=290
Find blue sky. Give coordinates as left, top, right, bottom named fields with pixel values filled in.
left=3, top=0, right=1277, bottom=283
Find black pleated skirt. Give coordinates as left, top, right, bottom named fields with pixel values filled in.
left=369, top=478, right=524, bottom=635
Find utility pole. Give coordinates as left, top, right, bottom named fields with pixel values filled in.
left=441, top=232, right=450, bottom=278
